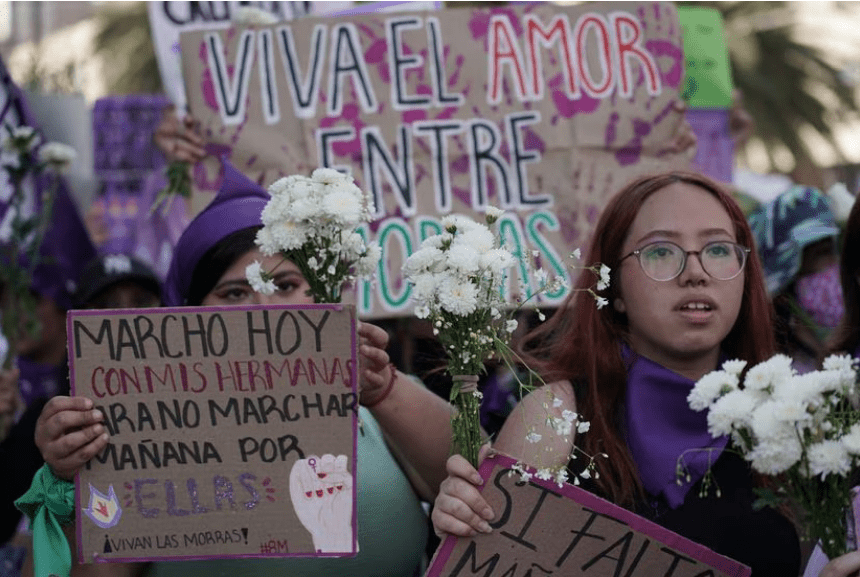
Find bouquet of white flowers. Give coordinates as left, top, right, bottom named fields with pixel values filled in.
left=246, top=168, right=381, bottom=303
left=403, top=209, right=607, bottom=467
left=1, top=125, right=76, bottom=439
left=687, top=353, right=860, bottom=559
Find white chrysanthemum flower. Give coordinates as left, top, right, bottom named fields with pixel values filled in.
left=744, top=354, right=795, bottom=391
left=269, top=220, right=308, bottom=251
left=437, top=276, right=479, bottom=315
left=311, top=167, right=349, bottom=185
left=689, top=370, right=738, bottom=411
left=776, top=371, right=836, bottom=407
left=322, top=188, right=363, bottom=226
left=708, top=389, right=758, bottom=436
left=808, top=440, right=852, bottom=480
left=267, top=175, right=300, bottom=197
left=441, top=214, right=480, bottom=235
left=595, top=296, right=608, bottom=309
left=721, top=359, right=747, bottom=376
left=289, top=177, right=322, bottom=203
left=480, top=248, right=515, bottom=275
left=459, top=226, right=495, bottom=253
left=254, top=227, right=279, bottom=256
left=554, top=468, right=568, bottom=487
left=841, top=423, right=860, bottom=455
left=823, top=354, right=858, bottom=375
left=232, top=5, right=279, bottom=25
left=484, top=206, right=504, bottom=220
left=288, top=197, right=321, bottom=222
left=749, top=400, right=798, bottom=441
left=596, top=264, right=611, bottom=291
left=338, top=232, right=364, bottom=261
left=770, top=397, right=813, bottom=425
left=747, top=435, right=802, bottom=475
left=245, top=261, right=276, bottom=295
left=403, top=247, right=440, bottom=277
left=446, top=245, right=481, bottom=273
left=409, top=272, right=441, bottom=304
left=354, top=243, right=381, bottom=276
left=260, top=194, right=291, bottom=226
left=505, top=319, right=518, bottom=333
left=38, top=142, right=76, bottom=170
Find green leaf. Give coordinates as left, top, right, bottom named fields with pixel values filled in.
left=752, top=487, right=786, bottom=511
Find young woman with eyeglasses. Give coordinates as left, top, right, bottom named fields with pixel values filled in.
left=432, top=172, right=801, bottom=575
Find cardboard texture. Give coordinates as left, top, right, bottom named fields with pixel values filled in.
left=678, top=7, right=733, bottom=108
left=179, top=2, right=692, bottom=318
left=68, top=304, right=358, bottom=563
left=425, top=453, right=751, bottom=577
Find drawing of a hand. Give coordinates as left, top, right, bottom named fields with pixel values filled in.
left=289, top=454, right=354, bottom=553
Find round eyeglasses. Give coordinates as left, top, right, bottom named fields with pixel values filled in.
left=620, top=240, right=750, bottom=282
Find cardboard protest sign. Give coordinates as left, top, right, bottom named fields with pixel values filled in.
left=148, top=1, right=310, bottom=115
left=678, top=7, right=733, bottom=108
left=426, top=453, right=751, bottom=577
left=179, top=2, right=692, bottom=318
left=68, top=304, right=358, bottom=563
left=686, top=108, right=733, bottom=184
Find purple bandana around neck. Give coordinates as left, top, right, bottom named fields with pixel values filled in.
left=623, top=346, right=729, bottom=508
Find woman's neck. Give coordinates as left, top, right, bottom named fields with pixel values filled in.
left=630, top=348, right=720, bottom=382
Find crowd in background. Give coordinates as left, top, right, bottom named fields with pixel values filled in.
left=1, top=6, right=860, bottom=577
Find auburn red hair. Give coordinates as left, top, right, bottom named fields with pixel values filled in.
left=520, top=171, right=775, bottom=507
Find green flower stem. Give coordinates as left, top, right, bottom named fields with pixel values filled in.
left=0, top=166, right=59, bottom=440
left=791, top=473, right=853, bottom=560
left=451, top=375, right=482, bottom=468
left=150, top=160, right=191, bottom=216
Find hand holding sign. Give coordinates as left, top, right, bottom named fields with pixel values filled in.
left=35, top=396, right=108, bottom=481
left=433, top=450, right=495, bottom=538
left=289, top=454, right=354, bottom=553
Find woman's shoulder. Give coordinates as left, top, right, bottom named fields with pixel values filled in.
left=519, top=380, right=578, bottom=410
left=493, top=380, right=578, bottom=469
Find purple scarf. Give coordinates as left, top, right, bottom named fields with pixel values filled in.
left=624, top=347, right=728, bottom=508
left=16, top=357, right=65, bottom=407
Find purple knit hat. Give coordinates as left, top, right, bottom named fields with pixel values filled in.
left=162, top=160, right=269, bottom=306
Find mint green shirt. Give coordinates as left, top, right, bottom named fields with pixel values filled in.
left=146, top=407, right=428, bottom=577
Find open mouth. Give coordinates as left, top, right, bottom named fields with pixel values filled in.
left=680, top=302, right=713, bottom=311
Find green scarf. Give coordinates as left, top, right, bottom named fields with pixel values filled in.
left=14, top=464, right=74, bottom=577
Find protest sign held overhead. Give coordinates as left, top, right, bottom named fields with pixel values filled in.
left=180, top=2, right=691, bottom=317
left=68, top=304, right=359, bottom=563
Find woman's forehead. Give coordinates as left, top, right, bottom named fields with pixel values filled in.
left=627, top=184, right=734, bottom=240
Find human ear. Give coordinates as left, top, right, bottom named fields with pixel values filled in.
left=614, top=297, right=626, bottom=314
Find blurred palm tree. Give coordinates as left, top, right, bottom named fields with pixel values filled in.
left=680, top=1, right=860, bottom=178
left=92, top=1, right=162, bottom=95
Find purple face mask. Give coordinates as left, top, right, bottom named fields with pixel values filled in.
left=795, top=263, right=846, bottom=328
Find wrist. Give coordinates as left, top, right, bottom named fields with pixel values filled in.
left=360, top=363, right=397, bottom=408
